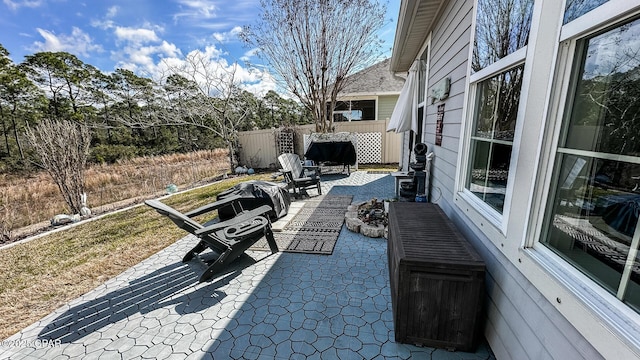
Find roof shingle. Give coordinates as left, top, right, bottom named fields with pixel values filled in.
left=338, top=58, right=405, bottom=96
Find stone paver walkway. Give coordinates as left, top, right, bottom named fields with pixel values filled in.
left=1, top=172, right=495, bottom=359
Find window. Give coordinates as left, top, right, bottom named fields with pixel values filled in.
left=564, top=0, right=610, bottom=24
left=467, top=64, right=523, bottom=212
left=331, top=100, right=375, bottom=122
left=473, top=0, right=533, bottom=72
left=541, top=16, right=640, bottom=312
left=464, top=0, right=533, bottom=214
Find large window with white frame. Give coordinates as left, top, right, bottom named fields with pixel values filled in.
left=330, top=99, right=376, bottom=122
left=464, top=0, right=534, bottom=214
left=541, top=12, right=640, bottom=313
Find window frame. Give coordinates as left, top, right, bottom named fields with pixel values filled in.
left=560, top=0, right=639, bottom=41
left=457, top=1, right=531, bottom=232
left=416, top=46, right=429, bottom=144
left=525, top=1, right=640, bottom=352
left=328, top=97, right=378, bottom=122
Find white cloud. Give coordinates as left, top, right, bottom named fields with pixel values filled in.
left=114, top=27, right=160, bottom=44
left=31, top=27, right=103, bottom=56
left=173, top=0, right=218, bottom=21
left=212, top=26, right=242, bottom=43
left=114, top=40, right=181, bottom=75
left=240, top=47, right=259, bottom=62
left=109, top=22, right=183, bottom=75
left=90, top=6, right=120, bottom=30
left=241, top=71, right=277, bottom=97
left=91, top=19, right=115, bottom=30
left=118, top=47, right=278, bottom=97
left=106, top=5, right=119, bottom=18
left=139, top=46, right=275, bottom=97
left=85, top=3, right=276, bottom=98
left=3, top=0, right=43, bottom=11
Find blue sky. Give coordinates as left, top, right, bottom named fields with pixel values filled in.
left=0, top=0, right=399, bottom=95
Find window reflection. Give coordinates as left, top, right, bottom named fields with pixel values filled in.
left=544, top=155, right=640, bottom=302
left=469, top=142, right=512, bottom=212
left=330, top=100, right=375, bottom=122
left=466, top=64, right=524, bottom=212
left=473, top=0, right=533, bottom=71
left=473, top=66, right=523, bottom=141
left=543, top=16, right=640, bottom=311
left=565, top=17, right=640, bottom=156
left=418, top=50, right=428, bottom=104
left=564, top=0, right=610, bottom=24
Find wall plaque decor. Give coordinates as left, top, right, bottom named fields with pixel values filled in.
left=436, top=104, right=444, bottom=146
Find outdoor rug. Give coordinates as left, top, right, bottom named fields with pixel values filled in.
left=250, top=195, right=353, bottom=255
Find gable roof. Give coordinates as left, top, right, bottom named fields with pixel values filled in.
left=338, top=58, right=405, bottom=96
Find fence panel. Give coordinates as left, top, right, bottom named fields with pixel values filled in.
left=237, top=119, right=402, bottom=169
left=237, top=128, right=279, bottom=169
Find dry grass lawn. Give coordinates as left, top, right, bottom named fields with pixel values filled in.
left=0, top=174, right=270, bottom=340
left=1, top=149, right=230, bottom=241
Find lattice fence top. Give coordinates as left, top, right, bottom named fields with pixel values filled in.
left=356, top=132, right=382, bottom=164
left=277, top=131, right=295, bottom=155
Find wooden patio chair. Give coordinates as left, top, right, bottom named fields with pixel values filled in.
left=145, top=194, right=279, bottom=282
left=277, top=153, right=322, bottom=198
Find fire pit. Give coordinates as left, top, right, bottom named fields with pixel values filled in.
left=345, top=199, right=389, bottom=238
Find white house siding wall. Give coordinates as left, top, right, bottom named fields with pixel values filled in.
left=424, top=1, right=470, bottom=207
left=377, top=95, right=399, bottom=122
left=422, top=0, right=602, bottom=359
left=448, top=209, right=604, bottom=360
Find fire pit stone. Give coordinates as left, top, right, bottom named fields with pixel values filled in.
left=345, top=199, right=389, bottom=238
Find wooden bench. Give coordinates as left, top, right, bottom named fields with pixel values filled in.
left=387, top=202, right=485, bottom=351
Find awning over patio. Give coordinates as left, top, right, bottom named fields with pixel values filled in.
left=386, top=60, right=418, bottom=133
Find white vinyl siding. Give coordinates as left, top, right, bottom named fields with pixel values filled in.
left=425, top=1, right=473, bottom=205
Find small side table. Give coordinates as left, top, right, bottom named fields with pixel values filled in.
left=391, top=171, right=413, bottom=197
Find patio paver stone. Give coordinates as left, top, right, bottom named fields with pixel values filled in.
left=0, top=171, right=495, bottom=360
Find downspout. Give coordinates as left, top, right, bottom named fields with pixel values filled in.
left=426, top=152, right=434, bottom=202
left=391, top=71, right=406, bottom=82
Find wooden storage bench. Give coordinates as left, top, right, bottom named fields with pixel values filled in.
left=387, top=202, right=485, bottom=351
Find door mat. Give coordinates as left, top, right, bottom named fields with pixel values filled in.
left=250, top=195, right=353, bottom=255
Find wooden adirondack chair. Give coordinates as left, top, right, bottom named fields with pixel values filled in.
left=145, top=194, right=279, bottom=282
left=277, top=153, right=322, bottom=198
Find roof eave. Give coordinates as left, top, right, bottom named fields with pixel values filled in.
left=337, top=91, right=402, bottom=98
left=390, top=0, right=447, bottom=73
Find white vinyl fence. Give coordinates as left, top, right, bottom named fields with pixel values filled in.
left=237, top=119, right=402, bottom=170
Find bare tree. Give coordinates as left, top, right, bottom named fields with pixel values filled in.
left=157, top=52, right=256, bottom=170
left=25, top=119, right=91, bottom=214
left=243, top=0, right=386, bottom=133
